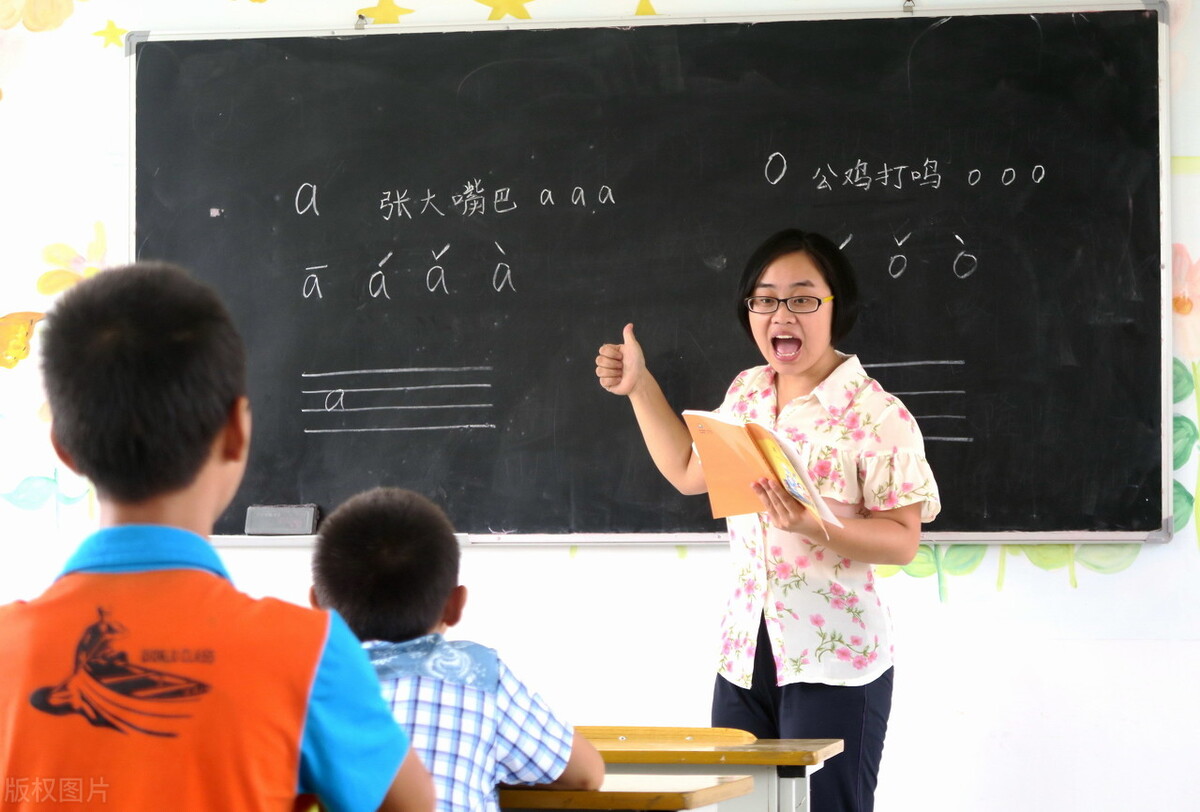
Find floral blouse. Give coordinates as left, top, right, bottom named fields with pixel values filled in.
left=712, top=353, right=940, bottom=688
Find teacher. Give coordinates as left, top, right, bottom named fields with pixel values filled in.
left=595, top=229, right=940, bottom=812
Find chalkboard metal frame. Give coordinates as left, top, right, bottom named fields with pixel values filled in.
left=131, top=2, right=1173, bottom=545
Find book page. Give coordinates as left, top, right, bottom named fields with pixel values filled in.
left=749, top=431, right=816, bottom=508
left=754, top=426, right=845, bottom=529
left=681, top=410, right=773, bottom=519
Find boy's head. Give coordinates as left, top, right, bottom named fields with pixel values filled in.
left=40, top=262, right=246, bottom=504
left=312, top=487, right=461, bottom=643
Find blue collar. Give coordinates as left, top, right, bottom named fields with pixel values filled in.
left=364, top=634, right=498, bottom=686
left=364, top=633, right=443, bottom=657
left=59, top=525, right=231, bottom=580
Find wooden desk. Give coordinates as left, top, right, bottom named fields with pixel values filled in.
left=499, top=773, right=754, bottom=810
left=578, top=728, right=843, bottom=812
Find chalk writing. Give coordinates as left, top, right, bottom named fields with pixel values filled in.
left=300, top=366, right=497, bottom=433
left=374, top=183, right=617, bottom=219
left=427, top=267, right=449, bottom=294
left=888, top=232, right=910, bottom=279
left=765, top=154, right=1046, bottom=192
left=452, top=179, right=488, bottom=216
left=303, top=265, right=327, bottom=299
left=813, top=158, right=943, bottom=191
left=427, top=241, right=517, bottom=294
left=380, top=189, right=412, bottom=219
left=492, top=242, right=515, bottom=292
left=369, top=270, right=390, bottom=299
left=952, top=233, right=977, bottom=279
left=494, top=187, right=518, bottom=213
left=426, top=244, right=450, bottom=294
left=421, top=189, right=445, bottom=216
left=765, top=151, right=787, bottom=185
left=886, top=229, right=978, bottom=279
left=295, top=182, right=320, bottom=215
left=298, top=240, right=519, bottom=300
left=766, top=152, right=1035, bottom=277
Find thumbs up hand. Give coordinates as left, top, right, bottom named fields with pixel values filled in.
left=595, top=323, right=646, bottom=397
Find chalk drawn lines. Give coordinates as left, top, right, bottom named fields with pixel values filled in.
left=301, top=365, right=496, bottom=433
left=863, top=359, right=973, bottom=443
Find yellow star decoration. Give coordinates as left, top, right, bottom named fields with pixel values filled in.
left=93, top=20, right=126, bottom=48
left=357, top=1, right=413, bottom=24
left=635, top=0, right=657, bottom=14
left=475, top=0, right=534, bottom=22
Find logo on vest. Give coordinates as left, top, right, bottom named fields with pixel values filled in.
left=29, top=607, right=211, bottom=737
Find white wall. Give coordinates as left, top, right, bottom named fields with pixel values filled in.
left=218, top=535, right=1200, bottom=811
left=2, top=2, right=1198, bottom=810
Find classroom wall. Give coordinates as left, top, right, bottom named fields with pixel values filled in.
left=1, top=1, right=1198, bottom=810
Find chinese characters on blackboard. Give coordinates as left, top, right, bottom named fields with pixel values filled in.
left=765, top=152, right=1048, bottom=279
left=293, top=178, right=618, bottom=300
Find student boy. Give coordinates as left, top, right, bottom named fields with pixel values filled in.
left=311, top=487, right=605, bottom=812
left=0, top=263, right=434, bottom=812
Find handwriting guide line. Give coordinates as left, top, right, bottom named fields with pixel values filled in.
left=302, top=366, right=493, bottom=377
left=302, top=404, right=493, bottom=413
left=302, top=384, right=491, bottom=395
left=893, top=390, right=967, bottom=396
left=305, top=424, right=497, bottom=434
left=864, top=360, right=965, bottom=368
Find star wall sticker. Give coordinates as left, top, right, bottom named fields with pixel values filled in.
left=357, top=0, right=414, bottom=24
left=475, top=0, right=535, bottom=22
left=635, top=0, right=658, bottom=14
left=93, top=20, right=127, bottom=48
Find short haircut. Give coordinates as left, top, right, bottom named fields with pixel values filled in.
left=312, top=488, right=460, bottom=643
left=40, top=262, right=246, bottom=504
left=735, top=229, right=860, bottom=345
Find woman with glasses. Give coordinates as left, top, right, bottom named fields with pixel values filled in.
left=594, top=229, right=940, bottom=812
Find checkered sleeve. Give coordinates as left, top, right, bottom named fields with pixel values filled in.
left=491, top=659, right=574, bottom=786
left=376, top=665, right=492, bottom=812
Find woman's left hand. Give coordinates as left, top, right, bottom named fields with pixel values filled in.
left=752, top=478, right=825, bottom=538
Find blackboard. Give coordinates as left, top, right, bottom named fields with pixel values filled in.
left=133, top=9, right=1168, bottom=539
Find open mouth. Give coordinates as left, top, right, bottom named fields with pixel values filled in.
left=772, top=335, right=802, bottom=361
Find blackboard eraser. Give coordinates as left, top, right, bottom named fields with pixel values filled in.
left=244, top=504, right=319, bottom=535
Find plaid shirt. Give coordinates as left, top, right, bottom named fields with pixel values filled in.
left=365, top=634, right=573, bottom=812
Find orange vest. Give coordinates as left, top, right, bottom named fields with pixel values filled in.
left=0, top=568, right=329, bottom=811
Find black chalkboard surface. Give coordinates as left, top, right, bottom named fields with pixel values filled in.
left=133, top=10, right=1166, bottom=537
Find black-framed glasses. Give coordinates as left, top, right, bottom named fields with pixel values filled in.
left=744, top=295, right=834, bottom=314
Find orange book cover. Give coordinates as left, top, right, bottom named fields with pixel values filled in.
left=682, top=410, right=841, bottom=530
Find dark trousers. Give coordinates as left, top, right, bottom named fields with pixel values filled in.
left=710, top=616, right=893, bottom=812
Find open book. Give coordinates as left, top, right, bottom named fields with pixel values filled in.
left=681, top=410, right=843, bottom=531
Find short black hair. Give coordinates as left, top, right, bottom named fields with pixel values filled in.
left=735, top=229, right=860, bottom=345
left=40, top=262, right=246, bottom=503
left=312, top=488, right=459, bottom=643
